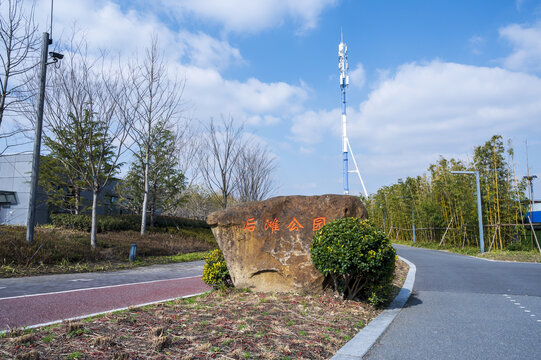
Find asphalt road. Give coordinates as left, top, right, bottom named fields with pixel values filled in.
left=365, top=245, right=541, bottom=360
left=0, top=261, right=209, bottom=330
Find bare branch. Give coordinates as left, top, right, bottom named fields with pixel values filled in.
left=235, top=141, right=278, bottom=202
left=199, top=115, right=244, bottom=209
left=0, top=0, right=39, bottom=130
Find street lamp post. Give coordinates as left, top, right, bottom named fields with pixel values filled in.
left=451, top=171, right=484, bottom=253
left=26, top=32, right=51, bottom=243
left=25, top=32, right=63, bottom=243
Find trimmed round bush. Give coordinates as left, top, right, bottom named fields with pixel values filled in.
left=202, top=249, right=232, bottom=289
left=310, top=218, right=396, bottom=305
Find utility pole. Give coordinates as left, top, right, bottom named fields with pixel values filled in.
left=26, top=32, right=51, bottom=243
left=451, top=171, right=485, bottom=253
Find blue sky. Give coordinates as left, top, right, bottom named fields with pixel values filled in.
left=17, top=0, right=541, bottom=198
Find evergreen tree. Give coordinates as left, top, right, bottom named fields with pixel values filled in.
left=38, top=154, right=86, bottom=214
left=117, top=124, right=186, bottom=226
left=45, top=109, right=123, bottom=248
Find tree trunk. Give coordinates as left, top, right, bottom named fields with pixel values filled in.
left=141, top=148, right=150, bottom=235
left=150, top=182, right=157, bottom=227
left=75, top=188, right=80, bottom=215
left=91, top=190, right=99, bottom=249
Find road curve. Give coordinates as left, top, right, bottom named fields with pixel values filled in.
left=365, top=245, right=541, bottom=359
left=0, top=262, right=209, bottom=331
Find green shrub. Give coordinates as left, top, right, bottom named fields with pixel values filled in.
left=202, top=249, right=232, bottom=289
left=50, top=214, right=209, bottom=232
left=505, top=242, right=531, bottom=252
left=310, top=218, right=396, bottom=305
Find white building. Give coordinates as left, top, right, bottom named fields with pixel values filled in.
left=0, top=153, right=48, bottom=225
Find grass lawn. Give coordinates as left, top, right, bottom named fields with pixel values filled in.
left=0, top=225, right=218, bottom=278
left=393, top=239, right=541, bottom=263
left=0, top=259, right=409, bottom=359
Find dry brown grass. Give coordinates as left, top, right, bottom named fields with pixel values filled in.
left=0, top=260, right=409, bottom=359
left=0, top=225, right=216, bottom=277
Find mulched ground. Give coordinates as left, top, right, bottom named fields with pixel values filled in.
left=1, top=260, right=408, bottom=360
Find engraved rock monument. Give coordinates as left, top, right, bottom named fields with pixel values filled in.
left=206, top=194, right=368, bottom=293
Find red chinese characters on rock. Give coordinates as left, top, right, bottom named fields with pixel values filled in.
left=286, top=217, right=304, bottom=232
left=242, top=216, right=327, bottom=233
left=312, top=217, right=326, bottom=231
left=244, top=218, right=256, bottom=232
left=264, top=218, right=280, bottom=233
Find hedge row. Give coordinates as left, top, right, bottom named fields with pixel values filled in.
left=50, top=214, right=209, bottom=232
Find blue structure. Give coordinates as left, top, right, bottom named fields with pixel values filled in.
left=526, top=202, right=541, bottom=223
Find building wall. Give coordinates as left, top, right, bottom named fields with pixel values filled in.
left=0, top=153, right=48, bottom=226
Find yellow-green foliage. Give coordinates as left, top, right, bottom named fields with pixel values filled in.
left=202, top=249, right=232, bottom=288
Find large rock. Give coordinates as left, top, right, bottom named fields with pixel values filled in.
left=207, top=194, right=368, bottom=293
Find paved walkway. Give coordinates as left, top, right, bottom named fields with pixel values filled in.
left=365, top=245, right=541, bottom=359
left=0, top=261, right=209, bottom=331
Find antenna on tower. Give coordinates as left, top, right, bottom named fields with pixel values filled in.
left=338, top=32, right=368, bottom=197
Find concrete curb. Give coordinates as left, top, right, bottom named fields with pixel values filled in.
left=331, top=256, right=416, bottom=360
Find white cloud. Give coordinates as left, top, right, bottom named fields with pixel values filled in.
left=500, top=22, right=541, bottom=72
left=290, top=109, right=337, bottom=145
left=468, top=35, right=485, bottom=55
left=175, top=31, right=244, bottom=70
left=31, top=0, right=307, bottom=127
left=175, top=64, right=307, bottom=123
left=161, top=0, right=337, bottom=33
left=349, top=63, right=366, bottom=89
left=35, top=0, right=244, bottom=71
left=291, top=60, right=541, bottom=177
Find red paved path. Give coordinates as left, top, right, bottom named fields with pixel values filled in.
left=0, top=276, right=210, bottom=330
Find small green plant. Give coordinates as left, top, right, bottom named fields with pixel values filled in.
left=310, top=218, right=396, bottom=305
left=68, top=351, right=84, bottom=359
left=202, top=249, right=232, bottom=288
left=42, top=334, right=54, bottom=343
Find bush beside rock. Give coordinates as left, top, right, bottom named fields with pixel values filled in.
left=202, top=249, right=232, bottom=289
left=310, top=218, right=396, bottom=305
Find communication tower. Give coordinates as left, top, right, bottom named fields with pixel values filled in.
left=339, top=33, right=368, bottom=197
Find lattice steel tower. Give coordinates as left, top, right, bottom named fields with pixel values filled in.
left=339, top=33, right=367, bottom=196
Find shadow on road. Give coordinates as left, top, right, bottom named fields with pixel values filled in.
left=403, top=291, right=422, bottom=308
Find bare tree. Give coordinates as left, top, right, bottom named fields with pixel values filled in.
left=43, top=35, right=130, bottom=248
left=171, top=184, right=221, bottom=219
left=0, top=0, right=39, bottom=154
left=176, top=118, right=200, bottom=188
left=235, top=142, right=277, bottom=202
left=116, top=35, right=185, bottom=235
left=200, top=116, right=244, bottom=209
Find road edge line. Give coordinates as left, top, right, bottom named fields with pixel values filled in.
left=0, top=291, right=209, bottom=334
left=331, top=256, right=416, bottom=360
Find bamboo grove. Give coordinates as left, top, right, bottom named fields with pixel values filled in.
left=364, top=135, right=534, bottom=251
